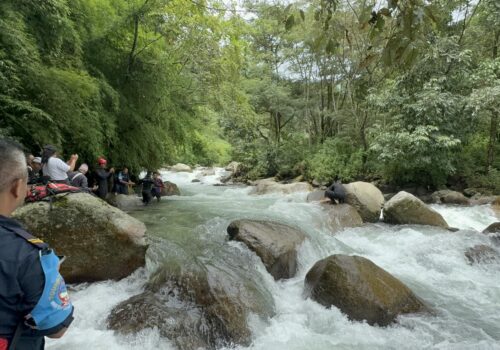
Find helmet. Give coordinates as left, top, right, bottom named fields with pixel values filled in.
left=98, top=157, right=107, bottom=165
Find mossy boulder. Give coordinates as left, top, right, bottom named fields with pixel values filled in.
left=107, top=193, right=142, bottom=211
left=344, top=182, right=384, bottom=222
left=384, top=191, right=449, bottom=228
left=161, top=181, right=181, bottom=196
left=108, top=261, right=273, bottom=350
left=13, top=193, right=147, bottom=283
left=304, top=254, right=428, bottom=326
left=227, top=219, right=306, bottom=280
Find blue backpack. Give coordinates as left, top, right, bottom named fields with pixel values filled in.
left=7, top=227, right=73, bottom=331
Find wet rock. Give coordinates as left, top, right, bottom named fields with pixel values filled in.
left=107, top=193, right=142, bottom=211
left=483, top=222, right=500, bottom=234
left=321, top=204, right=363, bottom=232
left=384, top=191, right=449, bottom=228
left=108, top=262, right=273, bottom=350
left=493, top=197, right=500, bottom=218
left=304, top=254, right=428, bottom=326
left=191, top=179, right=201, bottom=183
left=306, top=190, right=326, bottom=202
left=470, top=196, right=498, bottom=205
left=14, top=193, right=147, bottom=283
left=465, top=245, right=499, bottom=264
left=249, top=178, right=312, bottom=195
left=227, top=219, right=306, bottom=280
left=344, top=182, right=384, bottom=222
left=430, top=190, right=470, bottom=205
left=161, top=181, right=181, bottom=196
left=384, top=193, right=396, bottom=201
left=170, top=163, right=192, bottom=172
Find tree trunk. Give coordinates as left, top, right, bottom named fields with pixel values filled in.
left=127, top=14, right=140, bottom=77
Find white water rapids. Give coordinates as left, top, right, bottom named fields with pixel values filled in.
left=47, top=169, right=500, bottom=350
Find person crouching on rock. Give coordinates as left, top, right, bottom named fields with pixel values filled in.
left=324, top=179, right=346, bottom=204
left=140, top=171, right=155, bottom=205
left=0, top=138, right=74, bottom=350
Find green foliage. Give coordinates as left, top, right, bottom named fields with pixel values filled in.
left=307, top=138, right=363, bottom=183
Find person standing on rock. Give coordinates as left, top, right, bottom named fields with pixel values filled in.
left=94, top=157, right=115, bottom=200
left=0, top=138, right=74, bottom=350
left=41, top=144, right=78, bottom=184
left=325, top=180, right=346, bottom=204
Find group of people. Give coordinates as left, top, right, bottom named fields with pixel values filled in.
left=26, top=145, right=165, bottom=205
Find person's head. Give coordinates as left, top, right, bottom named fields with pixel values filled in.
left=41, top=144, right=57, bottom=164
left=98, top=157, right=107, bottom=168
left=0, top=139, right=28, bottom=216
left=32, top=157, right=42, bottom=171
left=26, top=154, right=34, bottom=167
left=123, top=167, right=129, bottom=174
left=78, top=163, right=89, bottom=175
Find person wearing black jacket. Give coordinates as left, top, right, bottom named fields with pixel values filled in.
left=324, top=180, right=346, bottom=204
left=139, top=172, right=155, bottom=205
left=94, top=158, right=114, bottom=199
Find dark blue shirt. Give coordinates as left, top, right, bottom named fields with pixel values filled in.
left=0, top=216, right=72, bottom=348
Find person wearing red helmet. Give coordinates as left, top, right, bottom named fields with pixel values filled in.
left=94, top=157, right=114, bottom=200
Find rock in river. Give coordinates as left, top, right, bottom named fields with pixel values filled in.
left=249, top=178, right=312, bottom=195
left=14, top=193, right=147, bottom=283
left=170, top=163, right=192, bottom=172
left=384, top=191, right=449, bottom=228
left=304, top=254, right=428, bottom=326
left=227, top=219, right=306, bottom=280
left=344, top=182, right=384, bottom=222
left=321, top=204, right=363, bottom=233
left=161, top=180, right=181, bottom=196
left=430, top=190, right=470, bottom=205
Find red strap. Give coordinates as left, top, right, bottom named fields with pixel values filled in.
left=0, top=338, right=8, bottom=350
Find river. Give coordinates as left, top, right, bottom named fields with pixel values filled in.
left=46, top=169, right=500, bottom=350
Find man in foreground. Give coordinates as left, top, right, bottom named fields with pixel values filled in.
left=0, top=139, right=74, bottom=349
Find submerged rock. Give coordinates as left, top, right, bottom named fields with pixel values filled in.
left=344, top=182, right=384, bottom=222
left=321, top=204, right=363, bottom=233
left=483, top=222, right=500, bottom=245
left=170, top=163, right=192, bottom=172
left=161, top=181, right=181, bottom=196
left=465, top=245, right=499, bottom=264
left=227, top=219, right=306, bottom=280
left=107, top=193, right=142, bottom=211
left=304, top=254, right=428, bottom=326
left=249, top=178, right=312, bottom=195
left=430, top=190, right=470, bottom=205
left=384, top=191, right=449, bottom=228
left=306, top=190, right=326, bottom=202
left=108, top=261, right=273, bottom=350
left=14, top=193, right=147, bottom=283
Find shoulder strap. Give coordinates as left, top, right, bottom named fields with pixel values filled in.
left=71, top=172, right=84, bottom=181
left=3, top=226, right=49, bottom=250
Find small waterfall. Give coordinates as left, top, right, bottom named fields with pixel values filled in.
left=47, top=170, right=500, bottom=350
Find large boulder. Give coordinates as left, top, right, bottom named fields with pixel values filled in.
left=304, top=254, right=428, bottom=326
left=13, top=193, right=147, bottom=283
left=483, top=222, right=500, bottom=234
left=108, top=261, right=273, bottom=350
left=225, top=161, right=243, bottom=175
left=430, top=190, right=470, bottom=205
left=464, top=245, right=499, bottom=264
left=322, top=204, right=364, bottom=233
left=161, top=181, right=181, bottom=196
left=344, top=182, right=384, bottom=222
left=384, top=191, right=449, bottom=228
left=170, top=163, right=192, bottom=172
left=227, top=220, right=306, bottom=280
left=250, top=178, right=312, bottom=195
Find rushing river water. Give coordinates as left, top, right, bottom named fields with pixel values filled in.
left=46, top=169, right=500, bottom=350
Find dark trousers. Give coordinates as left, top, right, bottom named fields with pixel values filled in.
left=325, top=190, right=345, bottom=204
left=142, top=191, right=152, bottom=205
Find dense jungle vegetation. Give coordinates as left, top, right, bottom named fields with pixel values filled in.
left=1, top=0, right=499, bottom=191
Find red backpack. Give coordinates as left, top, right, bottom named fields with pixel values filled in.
left=25, top=183, right=82, bottom=203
